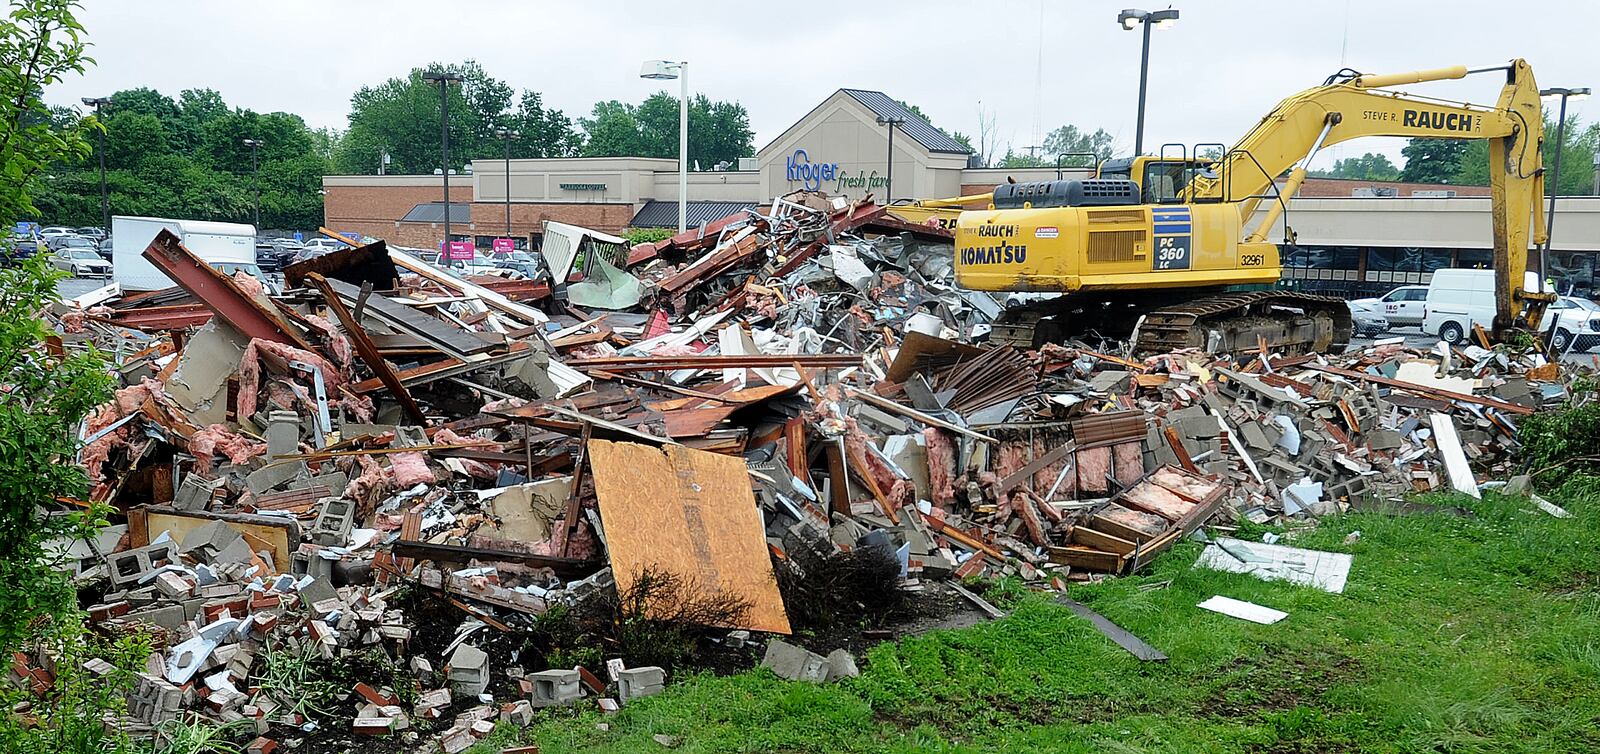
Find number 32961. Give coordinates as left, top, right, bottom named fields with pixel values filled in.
left=1240, top=254, right=1265, bottom=266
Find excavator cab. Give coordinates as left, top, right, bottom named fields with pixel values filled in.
left=1097, top=152, right=1225, bottom=205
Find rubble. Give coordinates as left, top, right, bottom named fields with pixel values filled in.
left=29, top=191, right=1593, bottom=749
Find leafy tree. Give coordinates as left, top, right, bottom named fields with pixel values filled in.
left=1311, top=151, right=1401, bottom=181
left=1043, top=124, right=1116, bottom=163
left=1453, top=113, right=1600, bottom=194
left=0, top=4, right=142, bottom=750
left=579, top=92, right=753, bottom=168
left=333, top=61, right=581, bottom=175
left=1399, top=137, right=1469, bottom=183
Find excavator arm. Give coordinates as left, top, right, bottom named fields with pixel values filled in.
left=1189, top=59, right=1550, bottom=337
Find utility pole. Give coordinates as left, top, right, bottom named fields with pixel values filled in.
left=495, top=128, right=520, bottom=238
left=242, top=138, right=263, bottom=229
left=81, top=97, right=110, bottom=230
left=1537, top=86, right=1591, bottom=294
left=423, top=71, right=465, bottom=253
left=877, top=116, right=904, bottom=202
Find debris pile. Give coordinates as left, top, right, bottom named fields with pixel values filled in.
left=33, top=192, right=1590, bottom=750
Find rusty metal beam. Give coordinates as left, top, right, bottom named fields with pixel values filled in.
left=568, top=354, right=862, bottom=372
left=109, top=302, right=214, bottom=329
left=141, top=229, right=316, bottom=352
left=305, top=272, right=427, bottom=424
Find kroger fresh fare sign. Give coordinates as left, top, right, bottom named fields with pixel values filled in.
left=785, top=148, right=890, bottom=193
left=785, top=149, right=838, bottom=190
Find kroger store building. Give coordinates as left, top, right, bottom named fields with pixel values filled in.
left=323, top=87, right=1600, bottom=295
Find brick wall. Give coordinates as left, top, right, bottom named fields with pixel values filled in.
left=324, top=184, right=638, bottom=249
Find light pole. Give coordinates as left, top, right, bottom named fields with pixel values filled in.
left=81, top=97, right=110, bottom=230
left=1537, top=86, right=1590, bottom=294
left=422, top=70, right=464, bottom=253
left=241, top=138, right=263, bottom=230
left=495, top=127, right=520, bottom=239
left=1117, top=7, right=1180, bottom=157
left=876, top=116, right=905, bottom=202
left=641, top=60, right=689, bottom=233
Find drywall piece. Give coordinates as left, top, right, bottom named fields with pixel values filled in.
left=1197, top=595, right=1287, bottom=625
left=1395, top=360, right=1477, bottom=395
left=1429, top=412, right=1481, bottom=499
left=1194, top=537, right=1353, bottom=593
left=587, top=439, right=791, bottom=634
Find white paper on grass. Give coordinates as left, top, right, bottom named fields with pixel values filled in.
left=1194, top=536, right=1353, bottom=593
left=1197, top=595, right=1288, bottom=624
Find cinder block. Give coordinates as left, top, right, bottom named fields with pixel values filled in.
left=617, top=666, right=665, bottom=702
left=446, top=644, right=490, bottom=696
left=761, top=640, right=828, bottom=682
left=525, top=669, right=581, bottom=708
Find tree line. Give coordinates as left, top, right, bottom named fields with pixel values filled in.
left=34, top=60, right=755, bottom=230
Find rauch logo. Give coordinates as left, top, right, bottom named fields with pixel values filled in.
left=785, top=149, right=838, bottom=191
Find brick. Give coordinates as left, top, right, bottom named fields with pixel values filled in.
left=351, top=716, right=394, bottom=735
left=245, top=736, right=277, bottom=754
left=354, top=682, right=398, bottom=707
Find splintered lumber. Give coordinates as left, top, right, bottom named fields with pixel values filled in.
left=305, top=273, right=426, bottom=423
left=844, top=387, right=999, bottom=445
left=1303, top=363, right=1534, bottom=415
left=569, top=354, right=862, bottom=372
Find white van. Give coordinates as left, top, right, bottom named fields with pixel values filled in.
left=1421, top=269, right=1551, bottom=344
left=111, top=216, right=260, bottom=291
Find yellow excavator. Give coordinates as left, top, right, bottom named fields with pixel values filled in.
left=954, top=59, right=1551, bottom=354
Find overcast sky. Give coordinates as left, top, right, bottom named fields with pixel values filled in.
left=50, top=0, right=1600, bottom=171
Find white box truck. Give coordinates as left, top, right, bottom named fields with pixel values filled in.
left=1420, top=269, right=1552, bottom=344
left=111, top=216, right=261, bottom=291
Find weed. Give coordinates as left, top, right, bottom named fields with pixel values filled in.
left=253, top=637, right=341, bottom=720
left=775, top=536, right=909, bottom=630
left=149, top=716, right=250, bottom=754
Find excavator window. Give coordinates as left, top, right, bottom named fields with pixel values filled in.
left=1142, top=161, right=1190, bottom=204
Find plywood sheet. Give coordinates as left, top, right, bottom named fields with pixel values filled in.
left=588, top=439, right=791, bottom=634
left=1120, top=482, right=1195, bottom=521
left=143, top=509, right=294, bottom=572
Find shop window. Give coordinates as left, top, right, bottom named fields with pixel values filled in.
left=1458, top=249, right=1492, bottom=268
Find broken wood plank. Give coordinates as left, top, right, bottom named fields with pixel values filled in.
left=306, top=273, right=427, bottom=424
left=1054, top=596, right=1168, bottom=661
left=844, top=387, right=999, bottom=445
left=1303, top=363, right=1534, bottom=415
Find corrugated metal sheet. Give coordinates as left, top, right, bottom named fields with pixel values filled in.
left=840, top=90, right=972, bottom=155
left=629, top=200, right=757, bottom=229
left=399, top=202, right=470, bottom=223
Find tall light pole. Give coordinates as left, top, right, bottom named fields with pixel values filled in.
left=495, top=127, right=520, bottom=238
left=1117, top=7, right=1180, bottom=157
left=641, top=60, right=689, bottom=233
left=241, top=138, right=263, bottom=230
left=876, top=116, right=905, bottom=202
left=81, top=97, right=110, bottom=230
left=422, top=70, right=464, bottom=253
left=1537, top=86, right=1590, bottom=294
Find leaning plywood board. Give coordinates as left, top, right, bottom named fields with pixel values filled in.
left=588, top=439, right=791, bottom=634
left=140, top=508, right=295, bottom=572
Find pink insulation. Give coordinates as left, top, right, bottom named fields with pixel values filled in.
left=80, top=378, right=168, bottom=480
left=389, top=451, right=435, bottom=488
left=237, top=338, right=371, bottom=422
left=302, top=313, right=354, bottom=369
left=923, top=427, right=956, bottom=510
left=189, top=423, right=268, bottom=472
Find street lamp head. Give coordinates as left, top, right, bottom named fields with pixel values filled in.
left=876, top=116, right=906, bottom=126
left=81, top=96, right=109, bottom=107
left=1149, top=8, right=1180, bottom=28
left=1118, top=9, right=1147, bottom=29
left=421, top=70, right=463, bottom=85
left=241, top=138, right=262, bottom=147
left=640, top=60, right=683, bottom=80
left=495, top=127, right=521, bottom=140
left=1541, top=87, right=1591, bottom=100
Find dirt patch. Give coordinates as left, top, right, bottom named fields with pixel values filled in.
left=1547, top=570, right=1600, bottom=597
left=1197, top=647, right=1363, bottom=720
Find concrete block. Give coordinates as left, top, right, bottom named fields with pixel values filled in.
left=265, top=410, right=300, bottom=457
left=525, top=669, right=582, bottom=708
left=761, top=639, right=828, bottom=682
left=825, top=649, right=859, bottom=681
left=617, top=666, right=665, bottom=702
left=1504, top=474, right=1532, bottom=497
left=310, top=497, right=357, bottom=547
left=499, top=699, right=534, bottom=727
left=447, top=643, right=490, bottom=696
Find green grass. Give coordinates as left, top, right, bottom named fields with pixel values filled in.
left=483, top=484, right=1600, bottom=753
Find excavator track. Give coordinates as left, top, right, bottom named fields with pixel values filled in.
left=1133, top=290, right=1352, bottom=355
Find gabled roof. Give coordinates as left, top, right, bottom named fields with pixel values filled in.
left=838, top=89, right=972, bottom=155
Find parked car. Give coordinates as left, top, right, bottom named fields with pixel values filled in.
left=492, top=251, right=547, bottom=279
left=1546, top=296, right=1600, bottom=353
left=3, top=234, right=39, bottom=266
left=254, top=238, right=304, bottom=271
left=51, top=247, right=113, bottom=277
left=1348, top=302, right=1390, bottom=337
left=38, top=226, right=75, bottom=242
left=302, top=238, right=349, bottom=253
left=44, top=231, right=91, bottom=252
left=1421, top=269, right=1550, bottom=345
left=75, top=226, right=107, bottom=242
left=97, top=237, right=114, bottom=260
left=1351, top=285, right=1428, bottom=327
left=54, top=235, right=101, bottom=257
